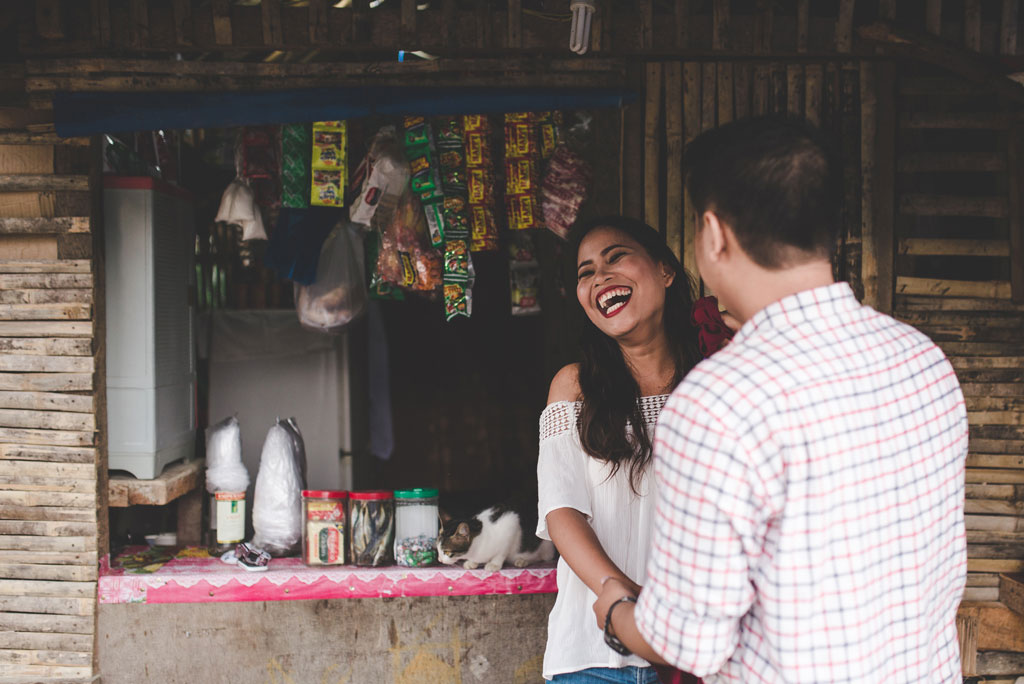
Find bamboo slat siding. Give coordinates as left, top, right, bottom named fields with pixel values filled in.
left=893, top=66, right=1024, bottom=679
left=0, top=117, right=99, bottom=681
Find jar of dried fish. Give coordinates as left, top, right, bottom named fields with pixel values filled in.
left=348, top=491, right=395, bottom=566
left=394, top=488, right=439, bottom=567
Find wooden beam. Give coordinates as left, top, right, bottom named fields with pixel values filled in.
left=34, top=0, right=63, bottom=40
left=754, top=0, right=773, bottom=54
left=896, top=277, right=1012, bottom=299
left=172, top=0, right=192, bottom=46
left=262, top=0, right=283, bottom=47
left=400, top=0, right=417, bottom=45
left=128, top=0, right=149, bottom=50
left=717, top=62, right=733, bottom=125
left=309, top=0, right=328, bottom=45
left=107, top=459, right=204, bottom=508
left=965, top=0, right=982, bottom=52
left=872, top=61, right=895, bottom=314
left=1010, top=124, right=1024, bottom=303
left=797, top=0, right=809, bottom=53
left=858, top=22, right=1024, bottom=106
left=682, top=61, right=700, bottom=279
left=702, top=63, right=716, bottom=130
left=0, top=175, right=88, bottom=192
left=211, top=0, right=233, bottom=46
left=644, top=62, right=663, bottom=231
left=674, top=0, right=689, bottom=50
left=898, top=152, right=1005, bottom=172
left=836, top=0, right=854, bottom=53
left=712, top=0, right=729, bottom=51
left=1001, top=0, right=1019, bottom=56
left=508, top=0, right=521, bottom=49
left=665, top=62, right=683, bottom=262
left=899, top=238, right=1010, bottom=256
left=860, top=61, right=879, bottom=310
left=926, top=0, right=941, bottom=36
left=899, top=195, right=1008, bottom=218
left=878, top=0, right=896, bottom=22
left=0, top=217, right=88, bottom=235
left=639, top=0, right=653, bottom=51
left=900, top=112, right=1009, bottom=129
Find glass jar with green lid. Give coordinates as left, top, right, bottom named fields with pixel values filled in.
left=394, top=488, right=439, bottom=567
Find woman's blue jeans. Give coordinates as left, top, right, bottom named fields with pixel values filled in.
left=547, top=666, right=661, bottom=684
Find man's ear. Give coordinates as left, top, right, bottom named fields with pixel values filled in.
left=701, top=210, right=728, bottom=263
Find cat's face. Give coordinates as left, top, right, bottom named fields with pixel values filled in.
left=436, top=518, right=483, bottom=565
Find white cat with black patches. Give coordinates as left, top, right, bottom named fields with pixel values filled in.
left=437, top=502, right=555, bottom=572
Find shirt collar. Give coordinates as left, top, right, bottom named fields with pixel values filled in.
left=731, top=282, right=860, bottom=345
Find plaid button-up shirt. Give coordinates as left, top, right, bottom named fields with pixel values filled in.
left=636, top=282, right=968, bottom=683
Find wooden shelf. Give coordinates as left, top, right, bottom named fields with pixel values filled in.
left=108, top=459, right=204, bottom=508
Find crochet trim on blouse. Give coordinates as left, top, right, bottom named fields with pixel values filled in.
left=539, top=394, right=669, bottom=443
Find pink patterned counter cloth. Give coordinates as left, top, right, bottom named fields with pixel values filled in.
left=99, top=548, right=558, bottom=605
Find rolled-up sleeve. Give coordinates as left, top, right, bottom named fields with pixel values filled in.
left=635, top=391, right=774, bottom=677
left=536, top=403, right=592, bottom=540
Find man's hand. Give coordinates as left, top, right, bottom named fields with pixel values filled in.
left=593, top=576, right=637, bottom=630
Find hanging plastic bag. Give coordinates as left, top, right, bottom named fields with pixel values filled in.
left=251, top=418, right=305, bottom=556
left=205, top=416, right=249, bottom=494
left=294, top=224, right=367, bottom=334
left=350, top=126, right=409, bottom=228
left=215, top=178, right=268, bottom=241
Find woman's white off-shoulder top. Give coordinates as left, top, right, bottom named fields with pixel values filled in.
left=536, top=395, right=669, bottom=680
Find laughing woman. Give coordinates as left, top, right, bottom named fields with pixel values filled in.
left=537, top=216, right=719, bottom=684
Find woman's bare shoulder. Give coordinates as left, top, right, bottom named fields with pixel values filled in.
left=547, top=363, right=581, bottom=405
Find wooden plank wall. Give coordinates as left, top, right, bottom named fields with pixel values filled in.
left=0, top=73, right=100, bottom=682
left=893, top=67, right=1024, bottom=680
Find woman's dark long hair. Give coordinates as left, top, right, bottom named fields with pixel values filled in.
left=571, top=216, right=702, bottom=494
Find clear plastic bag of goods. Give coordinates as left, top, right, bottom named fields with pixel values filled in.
left=280, top=417, right=308, bottom=490
left=215, top=178, right=268, bottom=242
left=251, top=418, right=306, bottom=556
left=294, top=224, right=367, bottom=334
left=350, top=126, right=410, bottom=228
left=205, top=416, right=249, bottom=494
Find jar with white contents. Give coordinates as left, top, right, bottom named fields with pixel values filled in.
left=393, top=488, right=439, bottom=567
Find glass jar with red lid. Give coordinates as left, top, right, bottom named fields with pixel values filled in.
left=301, top=490, right=348, bottom=566
left=348, top=491, right=395, bottom=566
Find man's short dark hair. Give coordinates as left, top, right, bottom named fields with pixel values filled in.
left=684, top=116, right=841, bottom=269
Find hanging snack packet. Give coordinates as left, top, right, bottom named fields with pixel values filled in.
left=402, top=116, right=445, bottom=248
left=376, top=188, right=442, bottom=292
left=541, top=144, right=592, bottom=241
left=463, top=115, right=499, bottom=251
left=535, top=111, right=563, bottom=161
left=281, top=123, right=311, bottom=209
left=310, top=121, right=347, bottom=207
left=504, top=113, right=543, bottom=231
left=241, top=126, right=281, bottom=207
left=433, top=116, right=474, bottom=321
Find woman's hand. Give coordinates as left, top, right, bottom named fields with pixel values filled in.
left=593, top=576, right=638, bottom=630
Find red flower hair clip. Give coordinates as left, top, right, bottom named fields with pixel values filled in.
left=691, top=296, right=735, bottom=358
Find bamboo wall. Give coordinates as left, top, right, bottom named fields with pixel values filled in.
left=892, top=66, right=1024, bottom=679
left=0, top=1, right=1023, bottom=682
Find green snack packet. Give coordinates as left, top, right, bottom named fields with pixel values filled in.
left=281, top=123, right=311, bottom=208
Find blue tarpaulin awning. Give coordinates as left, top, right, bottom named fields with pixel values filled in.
left=53, top=86, right=637, bottom=137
